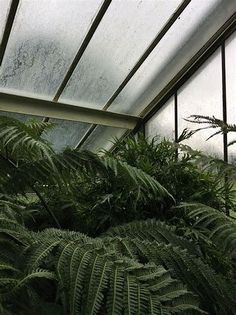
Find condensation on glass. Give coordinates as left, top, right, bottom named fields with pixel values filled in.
left=82, top=125, right=125, bottom=152
left=0, top=0, right=103, bottom=99
left=44, top=119, right=91, bottom=152
left=0, top=111, right=90, bottom=152
left=178, top=48, right=223, bottom=157
left=225, top=32, right=236, bottom=162
left=0, top=0, right=11, bottom=42
left=60, top=0, right=181, bottom=109
left=109, top=0, right=235, bottom=116
left=145, top=96, right=175, bottom=141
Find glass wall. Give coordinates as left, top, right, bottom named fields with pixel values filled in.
left=226, top=32, right=236, bottom=162
left=145, top=30, right=236, bottom=160
left=178, top=48, right=223, bottom=157
left=145, top=96, right=175, bottom=141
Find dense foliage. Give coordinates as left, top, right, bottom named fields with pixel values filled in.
left=0, top=116, right=235, bottom=314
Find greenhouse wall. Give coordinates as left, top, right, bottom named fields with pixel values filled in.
left=145, top=30, right=236, bottom=161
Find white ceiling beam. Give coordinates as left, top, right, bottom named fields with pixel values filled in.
left=0, top=92, right=140, bottom=129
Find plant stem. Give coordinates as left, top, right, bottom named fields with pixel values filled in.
left=0, top=153, right=61, bottom=228
left=31, top=185, right=61, bottom=228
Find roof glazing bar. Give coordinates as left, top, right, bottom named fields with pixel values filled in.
left=75, top=0, right=191, bottom=149
left=0, top=92, right=140, bottom=129
left=141, top=12, right=236, bottom=122
left=0, top=0, right=19, bottom=66
left=102, top=0, right=191, bottom=111
left=53, top=0, right=112, bottom=102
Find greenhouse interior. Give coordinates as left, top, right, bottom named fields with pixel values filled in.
left=0, top=0, right=236, bottom=314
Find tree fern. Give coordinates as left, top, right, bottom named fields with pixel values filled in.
left=0, top=221, right=204, bottom=315
left=103, top=157, right=174, bottom=202
left=0, top=116, right=54, bottom=162
left=179, top=203, right=236, bottom=255
left=104, top=219, right=236, bottom=315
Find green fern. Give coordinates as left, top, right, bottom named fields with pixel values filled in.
left=104, top=219, right=236, bottom=315
left=179, top=203, right=236, bottom=255
left=0, top=220, right=204, bottom=315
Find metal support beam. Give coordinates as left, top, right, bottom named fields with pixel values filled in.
left=53, top=0, right=112, bottom=102
left=221, top=43, right=228, bottom=163
left=102, top=0, right=191, bottom=111
left=142, top=12, right=236, bottom=123
left=0, top=92, right=140, bottom=129
left=0, top=0, right=19, bottom=66
left=75, top=0, right=191, bottom=148
left=115, top=12, right=236, bottom=149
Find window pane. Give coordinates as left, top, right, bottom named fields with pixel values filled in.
left=226, top=32, right=236, bottom=162
left=60, top=0, right=181, bottom=109
left=109, top=0, right=234, bottom=115
left=82, top=126, right=125, bottom=152
left=0, top=111, right=89, bottom=152
left=145, top=96, right=175, bottom=141
left=0, top=0, right=103, bottom=99
left=178, top=48, right=223, bottom=157
left=0, top=0, right=11, bottom=42
left=45, top=119, right=91, bottom=152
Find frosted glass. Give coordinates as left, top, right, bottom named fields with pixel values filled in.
left=0, top=110, right=39, bottom=122
left=82, top=126, right=125, bottom=152
left=178, top=48, right=223, bottom=157
left=44, top=119, right=91, bottom=152
left=226, top=32, right=236, bottom=162
left=60, top=0, right=181, bottom=109
left=109, top=0, right=235, bottom=115
left=0, top=111, right=90, bottom=151
left=0, top=0, right=11, bottom=43
left=0, top=0, right=103, bottom=99
left=145, top=96, right=175, bottom=141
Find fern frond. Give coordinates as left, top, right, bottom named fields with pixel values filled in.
left=0, top=116, right=54, bottom=161
left=104, top=219, right=197, bottom=255
left=180, top=203, right=236, bottom=255
left=103, top=157, right=174, bottom=202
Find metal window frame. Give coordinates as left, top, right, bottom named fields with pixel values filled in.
left=53, top=0, right=112, bottom=103
left=0, top=0, right=19, bottom=66
left=76, top=0, right=191, bottom=149
left=43, top=0, right=112, bottom=123
left=141, top=13, right=236, bottom=123
left=0, top=92, right=140, bottom=129
left=221, top=42, right=228, bottom=162
left=132, top=13, right=236, bottom=162
left=136, top=13, right=236, bottom=161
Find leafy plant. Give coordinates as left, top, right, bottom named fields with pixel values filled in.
left=106, top=135, right=227, bottom=210
left=0, top=116, right=236, bottom=314
left=0, top=214, right=207, bottom=315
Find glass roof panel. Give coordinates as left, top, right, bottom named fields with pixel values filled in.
left=178, top=48, right=223, bottom=157
left=0, top=0, right=103, bottom=99
left=0, top=111, right=90, bottom=152
left=60, top=0, right=181, bottom=109
left=82, top=125, right=126, bottom=152
left=45, top=119, right=91, bottom=152
left=108, top=0, right=235, bottom=115
left=0, top=0, right=11, bottom=43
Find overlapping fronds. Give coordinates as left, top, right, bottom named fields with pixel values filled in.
left=104, top=220, right=236, bottom=315
left=0, top=116, right=54, bottom=161
left=179, top=203, right=236, bottom=255
left=0, top=218, right=205, bottom=315
left=103, top=157, right=174, bottom=202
